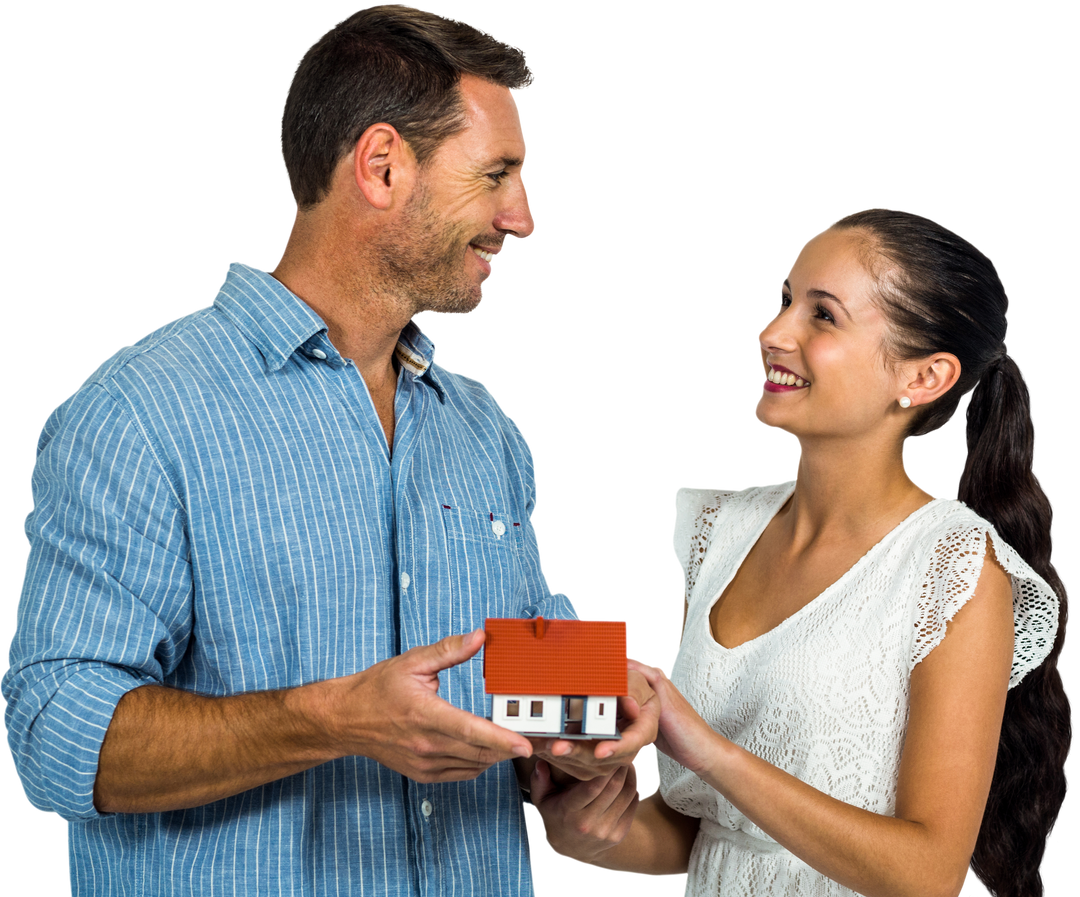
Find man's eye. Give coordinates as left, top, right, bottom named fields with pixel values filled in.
left=487, top=170, right=509, bottom=184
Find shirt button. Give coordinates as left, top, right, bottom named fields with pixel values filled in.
left=491, top=520, right=506, bottom=537
left=400, top=572, right=411, bottom=589
left=311, top=348, right=327, bottom=360
left=421, top=799, right=433, bottom=817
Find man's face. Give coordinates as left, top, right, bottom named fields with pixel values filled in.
left=379, top=74, right=534, bottom=314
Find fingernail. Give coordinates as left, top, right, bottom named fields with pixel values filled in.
left=514, top=744, right=531, bottom=758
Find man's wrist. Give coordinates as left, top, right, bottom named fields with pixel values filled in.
left=281, top=678, right=348, bottom=763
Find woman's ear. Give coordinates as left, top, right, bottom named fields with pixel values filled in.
left=901, top=353, right=962, bottom=408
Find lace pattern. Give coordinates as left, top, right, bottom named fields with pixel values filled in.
left=661, top=484, right=1060, bottom=897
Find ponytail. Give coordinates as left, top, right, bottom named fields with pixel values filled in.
left=961, top=355, right=1070, bottom=897
left=832, top=209, right=1070, bottom=897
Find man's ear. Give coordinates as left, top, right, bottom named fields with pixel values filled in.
left=353, top=123, right=415, bottom=210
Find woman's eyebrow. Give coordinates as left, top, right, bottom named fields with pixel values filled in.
left=783, top=280, right=852, bottom=320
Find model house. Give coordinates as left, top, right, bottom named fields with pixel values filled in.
left=484, top=617, right=628, bottom=738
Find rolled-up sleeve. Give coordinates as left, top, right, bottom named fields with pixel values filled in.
left=4, top=383, right=192, bottom=820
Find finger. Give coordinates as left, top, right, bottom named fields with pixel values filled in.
left=598, top=766, right=640, bottom=823
left=467, top=720, right=533, bottom=759
left=530, top=759, right=556, bottom=805
left=589, top=764, right=637, bottom=823
left=627, top=658, right=666, bottom=687
left=617, top=692, right=640, bottom=721
left=427, top=698, right=532, bottom=759
left=409, top=629, right=486, bottom=675
left=594, top=699, right=660, bottom=760
left=531, top=738, right=597, bottom=769
left=624, top=667, right=657, bottom=715
left=562, top=766, right=628, bottom=812
left=617, top=768, right=639, bottom=833
left=543, top=737, right=575, bottom=758
left=553, top=739, right=605, bottom=760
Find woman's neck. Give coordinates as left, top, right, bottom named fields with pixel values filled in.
left=782, top=434, right=932, bottom=549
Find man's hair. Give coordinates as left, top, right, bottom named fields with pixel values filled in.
left=282, top=5, right=532, bottom=209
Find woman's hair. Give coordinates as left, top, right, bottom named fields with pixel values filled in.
left=834, top=209, right=1070, bottom=897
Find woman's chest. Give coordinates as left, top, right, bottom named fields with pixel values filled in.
left=708, top=526, right=891, bottom=650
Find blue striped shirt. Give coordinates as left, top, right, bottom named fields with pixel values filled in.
left=4, top=264, right=574, bottom=896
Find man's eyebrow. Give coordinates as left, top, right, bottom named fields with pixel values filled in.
left=481, top=155, right=524, bottom=169
left=783, top=280, right=852, bottom=320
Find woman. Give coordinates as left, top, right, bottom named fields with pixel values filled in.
left=532, top=210, right=1069, bottom=897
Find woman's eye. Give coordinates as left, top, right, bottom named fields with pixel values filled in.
left=777, top=293, right=833, bottom=323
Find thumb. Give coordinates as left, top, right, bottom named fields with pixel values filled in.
left=411, top=628, right=486, bottom=674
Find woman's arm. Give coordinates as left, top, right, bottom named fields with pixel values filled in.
left=638, top=550, right=1014, bottom=897
left=531, top=761, right=700, bottom=873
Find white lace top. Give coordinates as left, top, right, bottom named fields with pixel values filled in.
left=658, top=484, right=1060, bottom=897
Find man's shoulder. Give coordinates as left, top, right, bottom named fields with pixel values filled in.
left=429, top=362, right=513, bottom=417
left=426, top=362, right=528, bottom=445
left=84, top=307, right=225, bottom=389
left=37, top=306, right=241, bottom=455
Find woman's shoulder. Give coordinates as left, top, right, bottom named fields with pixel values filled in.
left=883, top=498, right=1009, bottom=561
left=673, top=483, right=793, bottom=578
left=675, top=482, right=793, bottom=524
left=905, top=500, right=1060, bottom=688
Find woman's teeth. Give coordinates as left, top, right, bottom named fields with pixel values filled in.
left=767, top=368, right=808, bottom=387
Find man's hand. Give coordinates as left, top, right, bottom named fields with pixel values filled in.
left=528, top=665, right=658, bottom=781
left=318, top=629, right=533, bottom=783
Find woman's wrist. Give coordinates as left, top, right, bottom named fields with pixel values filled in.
left=686, top=727, right=741, bottom=790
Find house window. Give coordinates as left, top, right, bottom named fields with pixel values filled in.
left=506, top=700, right=519, bottom=718
left=530, top=700, right=544, bottom=718
left=598, top=702, right=606, bottom=716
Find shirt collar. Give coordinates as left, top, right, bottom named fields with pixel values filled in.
left=214, top=264, right=446, bottom=400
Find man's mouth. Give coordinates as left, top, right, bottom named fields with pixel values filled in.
left=470, top=246, right=494, bottom=262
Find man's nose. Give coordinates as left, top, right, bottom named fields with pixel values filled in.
left=494, top=172, right=533, bottom=240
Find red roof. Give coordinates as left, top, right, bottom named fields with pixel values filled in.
left=483, top=618, right=628, bottom=696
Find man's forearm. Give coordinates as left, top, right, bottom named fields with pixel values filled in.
left=93, top=631, right=534, bottom=814
left=94, top=681, right=338, bottom=814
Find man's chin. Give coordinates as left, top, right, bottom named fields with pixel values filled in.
left=419, top=287, right=488, bottom=319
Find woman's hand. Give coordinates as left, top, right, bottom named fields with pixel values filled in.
left=629, top=660, right=724, bottom=776
left=530, top=759, right=640, bottom=863
left=529, top=666, right=659, bottom=781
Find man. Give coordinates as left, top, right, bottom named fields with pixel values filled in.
left=3, top=7, right=654, bottom=895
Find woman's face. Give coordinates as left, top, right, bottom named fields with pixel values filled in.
left=756, top=227, right=908, bottom=442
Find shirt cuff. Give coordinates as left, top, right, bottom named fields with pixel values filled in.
left=8, top=662, right=154, bottom=821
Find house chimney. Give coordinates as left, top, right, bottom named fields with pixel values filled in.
left=533, top=616, right=548, bottom=639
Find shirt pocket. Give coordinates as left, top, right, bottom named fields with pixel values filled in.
left=440, top=504, right=528, bottom=629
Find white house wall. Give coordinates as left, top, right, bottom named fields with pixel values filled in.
left=491, top=694, right=562, bottom=734
left=583, top=696, right=618, bottom=736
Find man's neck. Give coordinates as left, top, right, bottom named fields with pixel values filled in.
left=272, top=212, right=414, bottom=385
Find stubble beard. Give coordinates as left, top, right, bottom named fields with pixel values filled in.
left=376, top=182, right=486, bottom=316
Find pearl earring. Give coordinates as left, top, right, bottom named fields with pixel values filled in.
left=898, top=396, right=912, bottom=409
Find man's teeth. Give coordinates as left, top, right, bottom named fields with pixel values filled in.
left=767, top=368, right=808, bottom=387
left=471, top=247, right=493, bottom=262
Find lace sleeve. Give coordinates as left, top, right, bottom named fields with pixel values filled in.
left=910, top=520, right=1060, bottom=688
left=674, top=488, right=727, bottom=600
